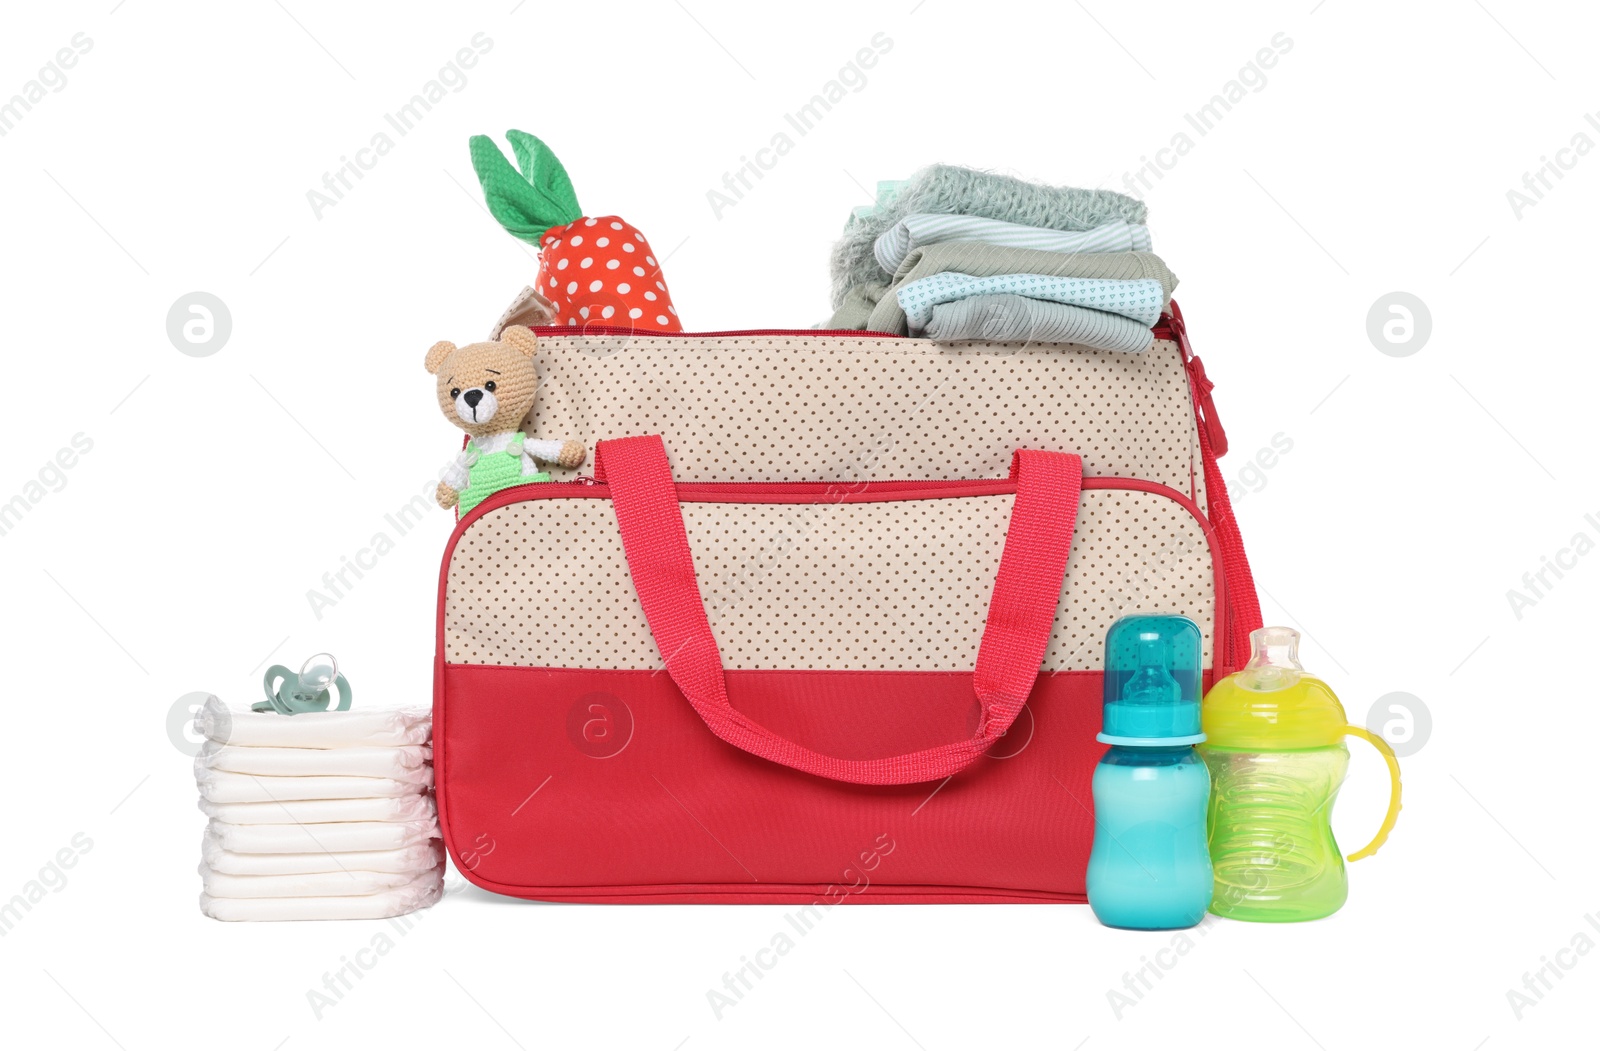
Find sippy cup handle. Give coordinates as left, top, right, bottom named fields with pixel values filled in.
left=1341, top=725, right=1403, bottom=861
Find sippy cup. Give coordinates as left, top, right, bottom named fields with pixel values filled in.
left=1199, top=627, right=1402, bottom=921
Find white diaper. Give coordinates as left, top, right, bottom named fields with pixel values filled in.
left=199, top=862, right=439, bottom=898
left=195, top=769, right=432, bottom=803
left=202, top=835, right=444, bottom=876
left=200, top=870, right=444, bottom=921
left=193, top=696, right=431, bottom=748
left=207, top=818, right=437, bottom=854
left=198, top=794, right=434, bottom=825
left=196, top=744, right=432, bottom=781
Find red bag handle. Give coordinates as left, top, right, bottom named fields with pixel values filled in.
left=592, top=435, right=1083, bottom=785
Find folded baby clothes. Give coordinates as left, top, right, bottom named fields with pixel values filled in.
left=833, top=244, right=1178, bottom=334
left=207, top=818, right=438, bottom=855
left=193, top=695, right=431, bottom=748
left=200, top=870, right=444, bottom=922
left=831, top=282, right=887, bottom=331
left=202, top=834, right=445, bottom=876
left=897, top=273, right=1167, bottom=335
left=830, top=164, right=1147, bottom=309
left=196, top=744, right=432, bottom=781
left=875, top=214, right=1152, bottom=274
left=199, top=862, right=436, bottom=898
left=199, top=793, right=435, bottom=825
left=195, top=769, right=431, bottom=803
left=923, top=294, right=1159, bottom=352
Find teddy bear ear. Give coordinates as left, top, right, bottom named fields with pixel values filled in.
left=501, top=325, right=539, bottom=358
left=424, top=340, right=457, bottom=374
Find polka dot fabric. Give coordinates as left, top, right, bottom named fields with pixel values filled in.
left=523, top=334, right=1210, bottom=518
left=539, top=215, right=683, bottom=332
left=444, top=489, right=1216, bottom=671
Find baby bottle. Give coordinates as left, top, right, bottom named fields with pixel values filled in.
left=1199, top=627, right=1403, bottom=922
left=1086, top=615, right=1213, bottom=929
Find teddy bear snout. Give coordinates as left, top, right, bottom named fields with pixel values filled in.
left=454, top=387, right=499, bottom=425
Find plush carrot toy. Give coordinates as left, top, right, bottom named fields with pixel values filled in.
left=470, top=130, right=683, bottom=332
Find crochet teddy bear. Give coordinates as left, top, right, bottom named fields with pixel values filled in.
left=426, top=325, right=585, bottom=515
left=470, top=130, right=683, bottom=332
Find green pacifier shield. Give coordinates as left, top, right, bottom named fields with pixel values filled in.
left=255, top=652, right=353, bottom=715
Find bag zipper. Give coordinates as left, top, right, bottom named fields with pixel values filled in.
left=528, top=321, right=1181, bottom=341
left=528, top=326, right=910, bottom=339
left=461, top=474, right=1214, bottom=519
left=477, top=477, right=1019, bottom=501
left=1165, top=302, right=1227, bottom=457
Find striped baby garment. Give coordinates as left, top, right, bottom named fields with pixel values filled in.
left=875, top=214, right=1152, bottom=273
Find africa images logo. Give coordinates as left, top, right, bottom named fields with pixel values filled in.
left=566, top=693, right=634, bottom=759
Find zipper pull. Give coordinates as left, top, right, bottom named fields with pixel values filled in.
left=1168, top=302, right=1229, bottom=458
left=1187, top=354, right=1228, bottom=458
left=572, top=475, right=599, bottom=486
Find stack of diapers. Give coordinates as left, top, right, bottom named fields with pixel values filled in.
left=192, top=697, right=444, bottom=921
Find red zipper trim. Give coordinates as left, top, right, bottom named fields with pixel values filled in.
left=526, top=322, right=1181, bottom=341
left=1166, top=302, right=1227, bottom=457
left=1166, top=299, right=1259, bottom=670
left=484, top=478, right=1021, bottom=507
left=527, top=326, right=910, bottom=339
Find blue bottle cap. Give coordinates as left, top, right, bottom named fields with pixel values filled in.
left=1099, top=615, right=1205, bottom=746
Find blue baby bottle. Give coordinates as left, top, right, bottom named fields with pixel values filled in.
left=1086, top=615, right=1213, bottom=929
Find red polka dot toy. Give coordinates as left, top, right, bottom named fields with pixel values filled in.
left=470, top=131, right=683, bottom=333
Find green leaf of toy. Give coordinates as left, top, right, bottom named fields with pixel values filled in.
left=468, top=131, right=583, bottom=243
left=506, top=130, right=582, bottom=221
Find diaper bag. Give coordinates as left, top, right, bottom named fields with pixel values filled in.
left=433, top=304, right=1262, bottom=902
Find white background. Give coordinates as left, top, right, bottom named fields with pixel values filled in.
left=2, top=0, right=1595, bottom=1047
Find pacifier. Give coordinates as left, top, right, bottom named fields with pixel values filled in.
left=255, top=652, right=354, bottom=715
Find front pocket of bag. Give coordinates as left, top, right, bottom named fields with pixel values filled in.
left=441, top=479, right=1221, bottom=673
left=436, top=478, right=1221, bottom=896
